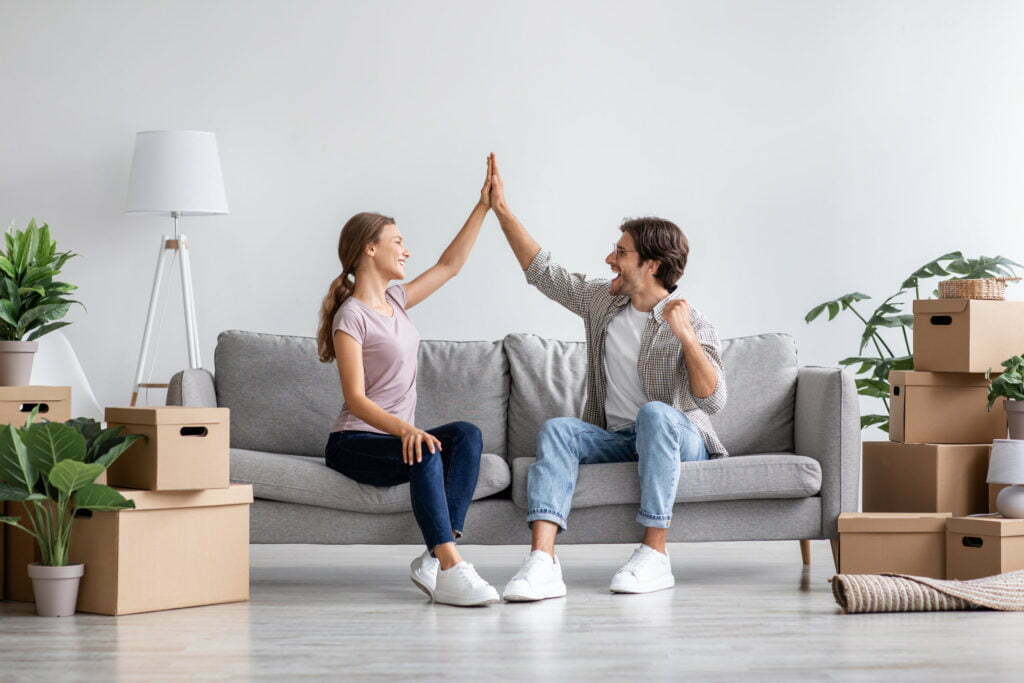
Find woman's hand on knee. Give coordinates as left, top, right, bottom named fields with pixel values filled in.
left=401, top=428, right=443, bottom=465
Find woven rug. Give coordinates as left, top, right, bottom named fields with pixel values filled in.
left=831, top=570, right=1024, bottom=613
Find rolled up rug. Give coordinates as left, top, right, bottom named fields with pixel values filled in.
left=832, top=570, right=1024, bottom=613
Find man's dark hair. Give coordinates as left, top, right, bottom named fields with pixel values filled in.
left=619, top=216, right=689, bottom=290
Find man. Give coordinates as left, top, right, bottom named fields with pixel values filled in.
left=487, top=157, right=728, bottom=600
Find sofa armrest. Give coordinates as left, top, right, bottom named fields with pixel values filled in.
left=166, top=368, right=218, bottom=408
left=794, top=366, right=860, bottom=539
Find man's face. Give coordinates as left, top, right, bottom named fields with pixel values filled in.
left=605, top=231, right=650, bottom=296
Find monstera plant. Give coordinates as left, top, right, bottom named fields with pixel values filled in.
left=0, top=413, right=141, bottom=616
left=806, top=252, right=1022, bottom=432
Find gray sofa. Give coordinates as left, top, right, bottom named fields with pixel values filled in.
left=168, top=330, right=859, bottom=548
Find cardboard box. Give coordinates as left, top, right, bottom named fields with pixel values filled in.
left=862, top=442, right=990, bottom=517
left=946, top=515, right=1024, bottom=580
left=889, top=370, right=1007, bottom=443
left=0, top=504, right=5, bottom=600
left=0, top=386, right=70, bottom=426
left=3, top=502, right=38, bottom=602
left=104, top=406, right=230, bottom=491
left=990, top=484, right=1011, bottom=513
left=913, top=299, right=1024, bottom=373
left=837, top=512, right=951, bottom=578
left=3, top=485, right=253, bottom=614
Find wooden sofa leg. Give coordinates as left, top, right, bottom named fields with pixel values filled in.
left=830, top=538, right=840, bottom=572
left=799, top=539, right=811, bottom=565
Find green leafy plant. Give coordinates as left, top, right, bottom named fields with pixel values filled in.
left=0, top=218, right=81, bottom=342
left=0, top=414, right=142, bottom=566
left=806, top=252, right=1022, bottom=432
left=987, top=355, right=1024, bottom=410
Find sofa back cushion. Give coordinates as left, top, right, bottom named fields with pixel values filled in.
left=214, top=330, right=508, bottom=457
left=504, top=332, right=797, bottom=459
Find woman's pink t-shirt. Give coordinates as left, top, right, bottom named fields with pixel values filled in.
left=332, top=284, right=419, bottom=433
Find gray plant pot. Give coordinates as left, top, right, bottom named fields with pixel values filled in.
left=1007, top=400, right=1024, bottom=440
left=0, top=340, right=38, bottom=386
left=27, top=563, right=84, bottom=617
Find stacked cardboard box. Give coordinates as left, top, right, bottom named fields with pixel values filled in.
left=1, top=387, right=71, bottom=602
left=849, top=299, right=1024, bottom=577
left=3, top=403, right=252, bottom=615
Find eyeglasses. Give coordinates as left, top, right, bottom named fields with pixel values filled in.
left=612, top=244, right=637, bottom=258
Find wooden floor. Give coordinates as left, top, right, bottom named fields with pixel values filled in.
left=2, top=540, right=1024, bottom=681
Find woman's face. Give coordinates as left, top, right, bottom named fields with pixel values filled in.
left=366, top=223, right=410, bottom=280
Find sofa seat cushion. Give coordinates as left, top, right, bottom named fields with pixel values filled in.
left=510, top=453, right=821, bottom=510
left=231, top=448, right=511, bottom=514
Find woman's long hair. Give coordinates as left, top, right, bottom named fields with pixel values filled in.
left=317, top=212, right=395, bottom=362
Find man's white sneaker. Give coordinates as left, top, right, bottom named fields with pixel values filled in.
left=609, top=544, right=675, bottom=594
left=502, top=550, right=568, bottom=602
left=410, top=550, right=440, bottom=597
left=432, top=561, right=500, bottom=607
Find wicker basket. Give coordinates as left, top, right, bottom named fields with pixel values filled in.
left=938, top=277, right=1021, bottom=301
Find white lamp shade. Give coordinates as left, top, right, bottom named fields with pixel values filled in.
left=987, top=439, right=1024, bottom=484
left=126, top=130, right=229, bottom=216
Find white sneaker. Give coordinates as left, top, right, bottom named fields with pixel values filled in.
left=609, top=544, right=675, bottom=594
left=410, top=550, right=440, bottom=597
left=502, top=550, right=568, bottom=602
left=432, top=561, right=500, bottom=607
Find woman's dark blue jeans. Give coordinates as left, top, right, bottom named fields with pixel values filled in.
left=324, top=421, right=483, bottom=550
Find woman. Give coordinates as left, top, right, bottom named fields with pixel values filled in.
left=318, top=155, right=499, bottom=607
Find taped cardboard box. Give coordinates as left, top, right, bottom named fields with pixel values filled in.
left=913, top=299, right=1024, bottom=373
left=888, top=371, right=1007, bottom=444
left=990, top=484, right=1010, bottom=513
left=4, top=485, right=253, bottom=614
left=0, top=386, right=70, bottom=427
left=946, top=515, right=1024, bottom=580
left=837, top=512, right=951, bottom=578
left=862, top=442, right=990, bottom=517
left=104, top=406, right=230, bottom=491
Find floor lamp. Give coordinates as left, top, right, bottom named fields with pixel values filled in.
left=125, top=130, right=229, bottom=406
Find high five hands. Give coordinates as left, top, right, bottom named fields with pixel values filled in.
left=476, top=153, right=508, bottom=215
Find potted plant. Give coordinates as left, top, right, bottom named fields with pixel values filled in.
left=805, top=251, right=1021, bottom=432
left=988, top=355, right=1024, bottom=440
left=0, top=412, right=142, bottom=616
left=0, top=219, right=80, bottom=385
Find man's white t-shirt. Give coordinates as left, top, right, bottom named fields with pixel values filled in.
left=603, top=303, right=652, bottom=431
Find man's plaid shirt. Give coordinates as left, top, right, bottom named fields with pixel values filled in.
left=525, top=249, right=728, bottom=457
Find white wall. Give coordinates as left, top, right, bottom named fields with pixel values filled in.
left=2, top=0, right=1023, bottom=432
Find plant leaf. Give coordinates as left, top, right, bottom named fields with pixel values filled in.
left=74, top=484, right=135, bottom=512
left=0, top=481, right=47, bottom=502
left=92, top=433, right=143, bottom=469
left=47, top=460, right=104, bottom=495
left=26, top=321, right=71, bottom=342
left=24, top=421, right=87, bottom=476
left=0, top=424, right=36, bottom=493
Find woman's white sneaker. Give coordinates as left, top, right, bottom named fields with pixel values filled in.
left=410, top=550, right=440, bottom=597
left=432, top=561, right=500, bottom=607
left=609, top=544, right=675, bottom=594
left=502, top=550, right=568, bottom=602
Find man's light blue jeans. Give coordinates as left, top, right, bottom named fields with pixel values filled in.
left=527, top=401, right=709, bottom=531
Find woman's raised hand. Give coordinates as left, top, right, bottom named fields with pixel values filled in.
left=478, top=153, right=494, bottom=209
left=401, top=427, right=443, bottom=465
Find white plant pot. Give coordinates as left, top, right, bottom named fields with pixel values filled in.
left=1007, top=400, right=1024, bottom=440
left=0, top=340, right=38, bottom=386
left=27, top=563, right=84, bottom=617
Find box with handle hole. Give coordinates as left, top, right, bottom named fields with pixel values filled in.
left=104, top=406, right=230, bottom=491
left=912, top=299, right=1024, bottom=373
left=946, top=515, right=1024, bottom=580
left=0, top=386, right=70, bottom=426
